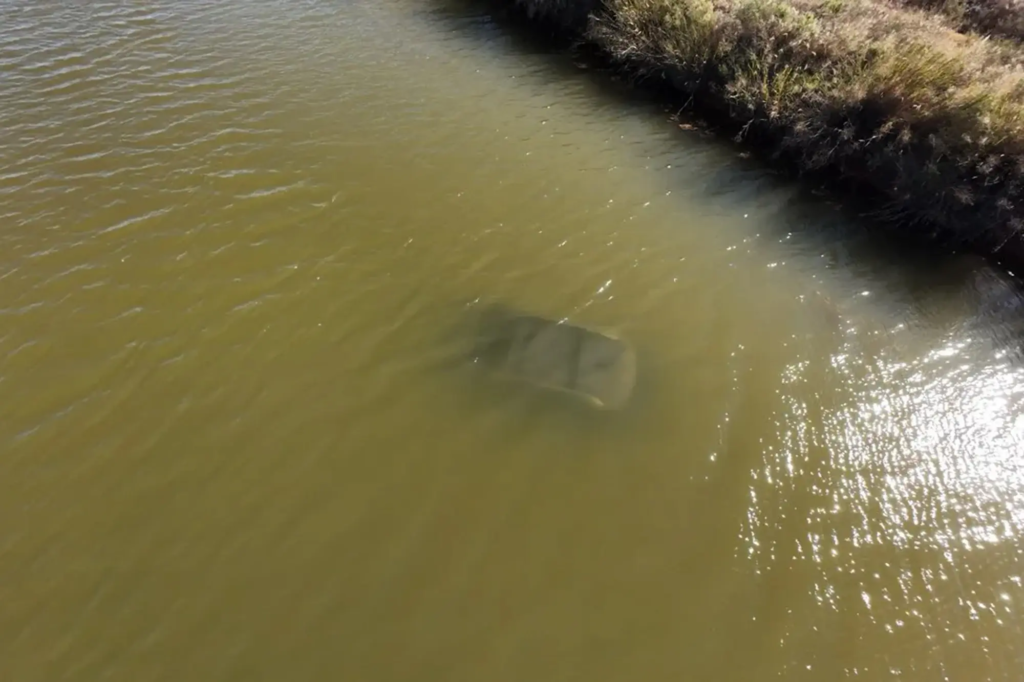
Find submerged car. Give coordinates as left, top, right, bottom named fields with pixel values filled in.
left=470, top=303, right=637, bottom=410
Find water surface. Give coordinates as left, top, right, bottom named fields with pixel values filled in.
left=1, top=1, right=1023, bottom=680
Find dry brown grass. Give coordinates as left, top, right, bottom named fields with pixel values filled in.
left=507, top=0, right=1024, bottom=252
left=895, top=0, right=1024, bottom=43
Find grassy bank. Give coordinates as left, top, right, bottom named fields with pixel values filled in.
left=500, top=0, right=1024, bottom=268
left=898, top=0, right=1024, bottom=43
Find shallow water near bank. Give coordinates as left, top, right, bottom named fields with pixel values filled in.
left=1, top=1, right=1023, bottom=680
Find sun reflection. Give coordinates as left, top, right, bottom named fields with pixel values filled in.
left=812, top=331, right=1024, bottom=556
left=739, top=323, right=1024, bottom=675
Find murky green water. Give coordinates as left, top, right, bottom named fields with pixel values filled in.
left=2, top=1, right=1023, bottom=680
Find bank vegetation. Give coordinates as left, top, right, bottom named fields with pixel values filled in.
left=504, top=0, right=1024, bottom=265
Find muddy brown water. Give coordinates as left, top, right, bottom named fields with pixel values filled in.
left=2, top=1, right=1023, bottom=680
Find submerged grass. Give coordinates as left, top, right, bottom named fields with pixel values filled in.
left=504, top=0, right=1024, bottom=264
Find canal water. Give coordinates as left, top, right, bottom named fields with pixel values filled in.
left=1, top=1, right=1022, bottom=680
